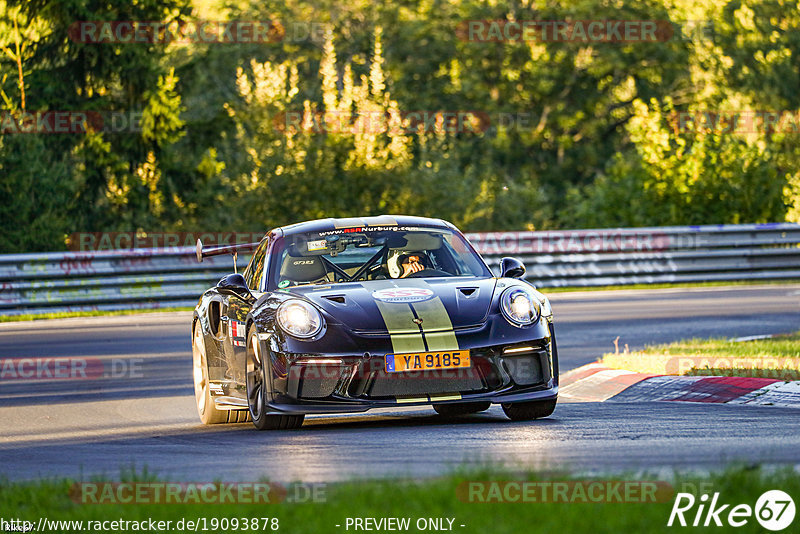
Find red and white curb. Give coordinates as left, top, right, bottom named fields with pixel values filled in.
left=559, top=363, right=800, bottom=407
left=730, top=380, right=800, bottom=407
left=558, top=364, right=658, bottom=402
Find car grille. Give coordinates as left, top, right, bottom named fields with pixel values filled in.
left=365, top=368, right=486, bottom=398
left=499, top=346, right=551, bottom=386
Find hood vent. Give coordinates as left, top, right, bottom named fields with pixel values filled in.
left=322, top=294, right=346, bottom=304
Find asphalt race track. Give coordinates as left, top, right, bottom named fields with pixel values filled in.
left=1, top=285, right=799, bottom=482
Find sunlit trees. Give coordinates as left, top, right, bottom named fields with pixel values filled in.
left=1, top=0, right=799, bottom=252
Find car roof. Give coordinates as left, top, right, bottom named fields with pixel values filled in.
left=275, top=215, right=455, bottom=237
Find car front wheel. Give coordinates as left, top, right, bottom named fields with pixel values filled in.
left=246, top=328, right=304, bottom=430
left=501, top=398, right=557, bottom=421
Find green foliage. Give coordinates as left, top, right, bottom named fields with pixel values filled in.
left=1, top=0, right=799, bottom=252
left=567, top=98, right=788, bottom=227
left=0, top=135, right=73, bottom=251
left=0, top=0, right=191, bottom=244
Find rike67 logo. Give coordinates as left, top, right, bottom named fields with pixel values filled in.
left=668, top=490, right=795, bottom=530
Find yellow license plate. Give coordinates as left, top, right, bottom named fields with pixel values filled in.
left=385, top=350, right=470, bottom=373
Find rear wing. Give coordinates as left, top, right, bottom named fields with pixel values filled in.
left=196, top=239, right=260, bottom=272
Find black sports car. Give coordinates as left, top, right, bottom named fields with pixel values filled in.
left=192, top=216, right=558, bottom=430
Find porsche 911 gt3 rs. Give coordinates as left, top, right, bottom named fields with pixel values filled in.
left=192, top=215, right=558, bottom=430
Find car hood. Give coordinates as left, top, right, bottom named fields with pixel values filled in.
left=284, top=277, right=498, bottom=333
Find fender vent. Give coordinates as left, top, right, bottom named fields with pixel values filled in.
left=458, top=287, right=478, bottom=297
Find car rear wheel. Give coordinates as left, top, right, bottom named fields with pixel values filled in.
left=246, top=328, right=304, bottom=430
left=192, top=320, right=231, bottom=424
left=501, top=398, right=557, bottom=421
left=433, top=401, right=491, bottom=417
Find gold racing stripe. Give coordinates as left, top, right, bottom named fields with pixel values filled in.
left=374, top=300, right=426, bottom=353
left=396, top=396, right=429, bottom=404
left=370, top=280, right=426, bottom=353
left=429, top=393, right=462, bottom=401
left=410, top=283, right=459, bottom=351
left=370, top=280, right=459, bottom=354
left=396, top=394, right=462, bottom=404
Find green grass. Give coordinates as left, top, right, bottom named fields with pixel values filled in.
left=0, top=307, right=194, bottom=323
left=1, top=468, right=798, bottom=533
left=601, top=331, right=800, bottom=380
left=543, top=279, right=800, bottom=293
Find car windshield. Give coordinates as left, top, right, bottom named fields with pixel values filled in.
left=269, top=226, right=490, bottom=289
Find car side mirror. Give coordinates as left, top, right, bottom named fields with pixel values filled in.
left=500, top=257, right=526, bottom=279
left=217, top=273, right=253, bottom=299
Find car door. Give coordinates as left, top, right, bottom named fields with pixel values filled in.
left=224, top=237, right=269, bottom=386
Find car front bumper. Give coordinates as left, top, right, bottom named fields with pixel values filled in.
left=262, top=332, right=558, bottom=414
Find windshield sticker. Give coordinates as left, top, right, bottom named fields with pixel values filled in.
left=317, top=226, right=426, bottom=237
left=307, top=239, right=327, bottom=251
left=372, top=287, right=435, bottom=303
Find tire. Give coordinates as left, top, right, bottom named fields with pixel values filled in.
left=501, top=398, right=557, bottom=421
left=433, top=401, right=491, bottom=417
left=192, top=320, right=230, bottom=424
left=246, top=328, right=305, bottom=431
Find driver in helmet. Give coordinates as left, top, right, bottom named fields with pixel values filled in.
left=397, top=252, right=429, bottom=278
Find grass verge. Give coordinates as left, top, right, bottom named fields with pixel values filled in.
left=0, top=307, right=193, bottom=323
left=1, top=467, right=798, bottom=533
left=543, top=279, right=800, bottom=293
left=3, top=280, right=798, bottom=322
left=601, top=331, right=800, bottom=380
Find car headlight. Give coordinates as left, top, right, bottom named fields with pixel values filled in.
left=276, top=300, right=323, bottom=339
left=500, top=287, right=540, bottom=327
left=530, top=288, right=553, bottom=319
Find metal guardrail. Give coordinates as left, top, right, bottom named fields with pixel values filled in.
left=1, top=223, right=799, bottom=315
left=466, top=223, right=800, bottom=287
